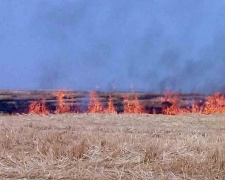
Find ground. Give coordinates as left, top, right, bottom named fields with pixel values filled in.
left=0, top=113, right=224, bottom=179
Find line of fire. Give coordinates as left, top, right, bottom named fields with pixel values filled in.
left=0, top=90, right=225, bottom=115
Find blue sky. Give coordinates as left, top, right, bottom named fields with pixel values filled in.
left=0, top=0, right=225, bottom=93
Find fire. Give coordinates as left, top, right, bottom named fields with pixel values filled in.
left=162, top=92, right=225, bottom=115
left=20, top=90, right=225, bottom=116
left=123, top=94, right=146, bottom=114
left=29, top=100, right=49, bottom=115
left=203, top=93, right=225, bottom=114
left=162, top=91, right=182, bottom=115
left=104, top=94, right=117, bottom=113
left=162, top=91, right=191, bottom=115
left=191, top=102, right=201, bottom=113
left=54, top=91, right=70, bottom=114
left=87, top=91, right=104, bottom=113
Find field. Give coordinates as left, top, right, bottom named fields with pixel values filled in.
left=0, top=90, right=205, bottom=114
left=0, top=113, right=224, bottom=179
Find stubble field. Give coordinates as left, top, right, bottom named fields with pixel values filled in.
left=0, top=113, right=224, bottom=179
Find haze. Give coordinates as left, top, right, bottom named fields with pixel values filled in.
left=0, top=0, right=225, bottom=93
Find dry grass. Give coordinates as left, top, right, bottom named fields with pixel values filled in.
left=0, top=113, right=225, bottom=179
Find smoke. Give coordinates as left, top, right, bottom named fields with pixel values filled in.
left=38, top=59, right=73, bottom=89
left=2, top=0, right=225, bottom=93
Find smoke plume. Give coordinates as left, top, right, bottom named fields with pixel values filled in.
left=1, top=0, right=225, bottom=93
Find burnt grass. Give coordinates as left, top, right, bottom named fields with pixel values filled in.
left=0, top=90, right=206, bottom=114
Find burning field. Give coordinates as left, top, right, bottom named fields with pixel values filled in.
left=3, top=0, right=225, bottom=179
left=1, top=90, right=225, bottom=115
left=0, top=90, right=225, bottom=179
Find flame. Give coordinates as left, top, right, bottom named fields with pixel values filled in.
left=24, top=90, right=225, bottom=116
left=162, top=91, right=182, bottom=115
left=87, top=91, right=103, bottom=113
left=162, top=91, right=191, bottom=115
left=191, top=101, right=203, bottom=113
left=54, top=91, right=70, bottom=114
left=162, top=92, right=225, bottom=115
left=203, top=93, right=225, bottom=114
left=104, top=94, right=117, bottom=113
left=123, top=94, right=146, bottom=114
left=29, top=100, right=49, bottom=115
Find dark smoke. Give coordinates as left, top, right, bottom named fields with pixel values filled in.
left=29, top=0, right=225, bottom=93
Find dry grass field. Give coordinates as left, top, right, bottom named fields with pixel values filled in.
left=0, top=113, right=224, bottom=179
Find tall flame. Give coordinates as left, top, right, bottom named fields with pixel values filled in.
left=29, top=100, right=49, bottom=115
left=54, top=91, right=70, bottom=114
left=162, top=91, right=191, bottom=115
left=162, top=92, right=225, bottom=115
left=203, top=93, right=225, bottom=114
left=104, top=94, right=117, bottom=113
left=191, top=101, right=202, bottom=113
left=25, top=91, right=225, bottom=116
left=87, top=91, right=103, bottom=113
left=123, top=95, right=145, bottom=114
left=162, top=91, right=181, bottom=115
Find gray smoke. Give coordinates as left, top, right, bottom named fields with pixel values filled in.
left=30, top=0, right=225, bottom=93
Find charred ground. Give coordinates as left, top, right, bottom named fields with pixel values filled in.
left=0, top=90, right=206, bottom=114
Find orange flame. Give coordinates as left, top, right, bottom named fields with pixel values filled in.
left=162, top=92, right=225, bottom=115
left=87, top=91, right=103, bottom=113
left=123, top=95, right=146, bottom=114
left=161, top=91, right=192, bottom=115
left=104, top=94, right=117, bottom=113
left=162, top=91, right=182, bottom=115
left=54, top=91, right=70, bottom=114
left=29, top=100, right=49, bottom=115
left=27, top=91, right=225, bottom=116
left=203, top=93, right=225, bottom=114
left=191, top=101, right=202, bottom=113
